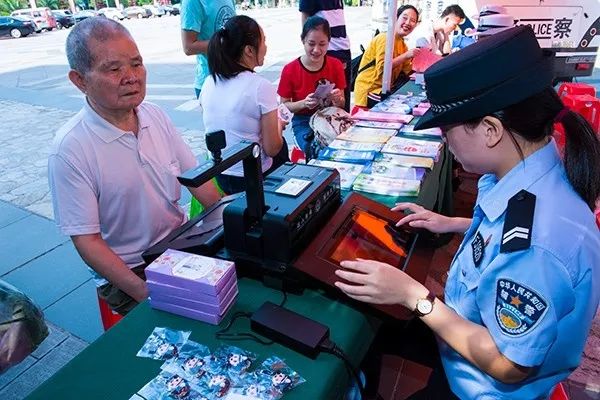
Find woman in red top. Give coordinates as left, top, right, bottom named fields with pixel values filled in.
left=278, top=16, right=346, bottom=160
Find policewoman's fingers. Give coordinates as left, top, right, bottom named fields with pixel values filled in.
left=339, top=260, right=374, bottom=273
left=391, top=202, right=422, bottom=213
left=334, top=281, right=372, bottom=296
left=396, top=212, right=425, bottom=227
left=334, top=269, right=370, bottom=285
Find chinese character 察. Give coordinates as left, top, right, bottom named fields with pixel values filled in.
left=554, top=18, right=572, bottom=39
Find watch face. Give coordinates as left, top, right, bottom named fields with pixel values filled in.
left=417, top=299, right=433, bottom=315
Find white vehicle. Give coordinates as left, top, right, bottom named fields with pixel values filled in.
left=98, top=7, right=126, bottom=21
left=371, top=0, right=600, bottom=80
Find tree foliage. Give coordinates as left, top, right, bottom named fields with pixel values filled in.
left=0, top=0, right=26, bottom=16
left=37, top=0, right=60, bottom=9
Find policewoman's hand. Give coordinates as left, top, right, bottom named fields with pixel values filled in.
left=393, top=202, right=454, bottom=233
left=334, top=258, right=427, bottom=308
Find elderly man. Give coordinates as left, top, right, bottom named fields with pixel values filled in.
left=48, top=18, right=221, bottom=315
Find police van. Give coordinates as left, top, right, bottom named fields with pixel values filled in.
left=370, top=0, right=599, bottom=80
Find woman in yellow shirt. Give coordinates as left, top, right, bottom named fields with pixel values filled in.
left=354, top=5, right=420, bottom=108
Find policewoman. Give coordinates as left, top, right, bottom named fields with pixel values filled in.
left=335, top=26, right=600, bottom=399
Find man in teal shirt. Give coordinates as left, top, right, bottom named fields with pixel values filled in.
left=180, top=0, right=235, bottom=98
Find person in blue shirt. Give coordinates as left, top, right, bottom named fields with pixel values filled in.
left=335, top=26, right=600, bottom=399
left=180, top=0, right=235, bottom=99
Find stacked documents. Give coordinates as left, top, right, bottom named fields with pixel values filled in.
left=352, top=109, right=414, bottom=124
left=374, top=153, right=434, bottom=170
left=146, top=249, right=238, bottom=325
left=336, top=126, right=398, bottom=143
left=352, top=174, right=421, bottom=197
left=381, top=137, right=442, bottom=160
left=327, top=139, right=383, bottom=152
left=308, top=159, right=365, bottom=190
left=365, top=162, right=426, bottom=181
left=399, top=125, right=442, bottom=138
left=317, top=148, right=377, bottom=164
left=353, top=120, right=404, bottom=130
left=370, top=98, right=413, bottom=115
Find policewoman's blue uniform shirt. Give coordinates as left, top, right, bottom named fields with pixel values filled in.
left=180, top=0, right=235, bottom=91
left=440, top=140, right=600, bottom=399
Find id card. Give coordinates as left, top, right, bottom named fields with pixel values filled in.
left=275, top=178, right=311, bottom=196
left=314, top=81, right=335, bottom=100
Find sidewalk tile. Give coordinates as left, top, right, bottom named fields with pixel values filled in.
left=43, top=279, right=104, bottom=343
left=31, top=323, right=70, bottom=360
left=0, top=356, right=36, bottom=391
left=0, top=215, right=67, bottom=276
left=0, top=336, right=87, bottom=400
left=3, top=242, right=91, bottom=309
left=0, top=201, right=29, bottom=229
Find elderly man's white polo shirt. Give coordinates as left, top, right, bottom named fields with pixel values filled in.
left=48, top=101, right=197, bottom=285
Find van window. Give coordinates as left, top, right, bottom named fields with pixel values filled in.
left=32, top=11, right=42, bottom=17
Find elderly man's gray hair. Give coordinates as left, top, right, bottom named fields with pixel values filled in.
left=66, top=17, right=132, bottom=75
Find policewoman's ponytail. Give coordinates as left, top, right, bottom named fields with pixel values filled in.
left=207, top=15, right=261, bottom=82
left=556, top=104, right=600, bottom=210
left=484, top=87, right=600, bottom=210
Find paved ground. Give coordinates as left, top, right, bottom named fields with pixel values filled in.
left=0, top=5, right=599, bottom=399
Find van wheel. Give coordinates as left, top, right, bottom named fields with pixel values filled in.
left=137, top=13, right=143, bottom=19
left=10, top=28, right=22, bottom=38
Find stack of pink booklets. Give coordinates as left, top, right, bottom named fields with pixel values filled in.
left=352, top=109, right=414, bottom=124
left=145, top=249, right=238, bottom=325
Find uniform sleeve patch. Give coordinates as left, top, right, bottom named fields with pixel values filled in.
left=495, top=279, right=548, bottom=337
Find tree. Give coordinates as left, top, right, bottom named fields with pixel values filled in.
left=0, top=0, right=26, bottom=15
left=37, top=0, right=60, bottom=9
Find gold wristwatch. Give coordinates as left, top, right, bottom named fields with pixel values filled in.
left=414, top=291, right=436, bottom=317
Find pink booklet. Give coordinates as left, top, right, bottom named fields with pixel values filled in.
left=352, top=110, right=414, bottom=124
left=412, top=49, right=443, bottom=73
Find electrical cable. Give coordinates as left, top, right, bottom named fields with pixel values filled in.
left=279, top=289, right=288, bottom=307
left=319, top=338, right=366, bottom=399
left=215, top=289, right=287, bottom=345
left=215, top=311, right=274, bottom=345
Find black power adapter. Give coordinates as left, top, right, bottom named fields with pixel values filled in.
left=250, top=301, right=330, bottom=358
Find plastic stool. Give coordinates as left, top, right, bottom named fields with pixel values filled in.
left=290, top=146, right=306, bottom=163
left=549, top=382, right=569, bottom=400
left=98, top=295, right=123, bottom=331
left=562, top=94, right=600, bottom=134
left=557, top=82, right=596, bottom=99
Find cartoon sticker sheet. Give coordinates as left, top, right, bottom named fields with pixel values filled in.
left=135, top=371, right=208, bottom=400
left=161, top=341, right=212, bottom=384
left=229, top=357, right=305, bottom=400
left=204, top=345, right=257, bottom=385
left=132, top=329, right=304, bottom=400
left=137, top=327, right=192, bottom=361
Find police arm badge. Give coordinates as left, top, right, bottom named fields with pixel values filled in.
left=495, top=279, right=548, bottom=337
